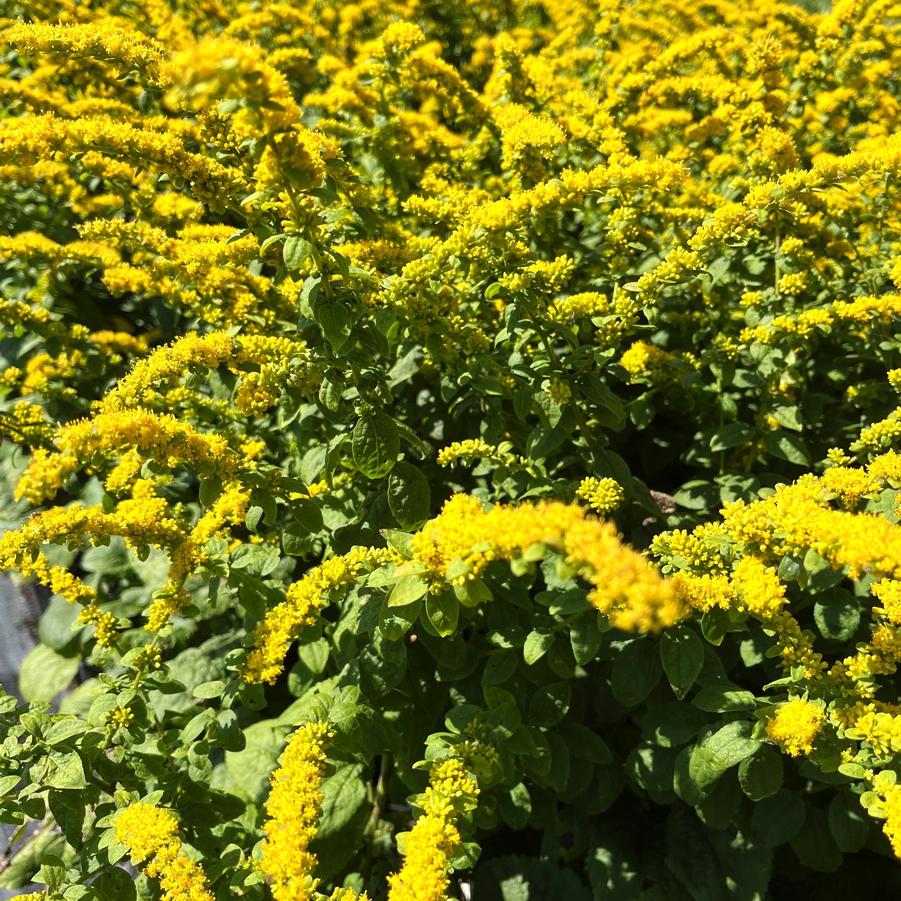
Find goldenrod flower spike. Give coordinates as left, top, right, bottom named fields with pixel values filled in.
left=387, top=757, right=479, bottom=901
left=0, top=115, right=245, bottom=201
left=409, top=495, right=683, bottom=632
left=259, top=723, right=333, bottom=901
left=15, top=409, right=240, bottom=504
left=115, top=803, right=214, bottom=901
left=246, top=496, right=680, bottom=685
left=244, top=547, right=396, bottom=683
left=2, top=21, right=170, bottom=85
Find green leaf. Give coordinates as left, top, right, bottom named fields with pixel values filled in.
left=245, top=504, right=264, bottom=532
left=317, top=302, right=352, bottom=352
left=692, top=686, right=757, bottom=713
left=353, top=412, right=400, bottom=479
left=387, top=461, right=431, bottom=529
left=523, top=631, right=555, bottom=665
left=192, top=680, right=225, bottom=699
left=455, top=577, right=492, bottom=607
left=379, top=597, right=421, bottom=640
left=709, top=422, right=753, bottom=452
left=43, top=750, right=87, bottom=789
left=738, top=745, right=783, bottom=800
left=482, top=651, right=517, bottom=687
left=688, top=722, right=760, bottom=791
left=310, top=764, right=369, bottom=880
left=224, top=720, right=283, bottom=803
left=527, top=682, right=571, bottom=727
left=610, top=639, right=662, bottom=708
left=199, top=475, right=223, bottom=507
left=282, top=520, right=313, bottom=556
left=663, top=806, right=725, bottom=901
left=764, top=431, right=810, bottom=465
left=38, top=596, right=79, bottom=651
left=700, top=609, right=729, bottom=645
left=498, top=783, right=531, bottom=829
left=48, top=788, right=85, bottom=846
left=569, top=617, right=603, bottom=665
left=315, top=764, right=367, bottom=840
left=19, top=645, right=79, bottom=705
left=791, top=807, right=842, bottom=873
left=319, top=371, right=343, bottom=411
left=94, top=868, right=137, bottom=901
left=425, top=590, right=459, bottom=637
left=813, top=589, right=860, bottom=641
left=473, top=855, right=591, bottom=901
left=283, top=234, right=313, bottom=270
left=660, top=625, right=703, bottom=699
left=0, top=775, right=19, bottom=795
left=298, top=638, right=330, bottom=675
left=828, top=791, right=869, bottom=853
left=230, top=543, right=281, bottom=576
left=771, top=405, right=803, bottom=431
left=560, top=722, right=613, bottom=763
left=388, top=574, right=428, bottom=607
left=641, top=702, right=708, bottom=748
left=586, top=834, right=642, bottom=900
left=381, top=529, right=414, bottom=558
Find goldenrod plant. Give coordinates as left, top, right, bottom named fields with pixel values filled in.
left=0, top=0, right=898, bottom=896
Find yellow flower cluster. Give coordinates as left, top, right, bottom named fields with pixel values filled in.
left=410, top=495, right=683, bottom=632
left=872, top=772, right=901, bottom=858
left=672, top=555, right=787, bottom=619
left=765, top=699, right=826, bottom=757
left=0, top=0, right=899, bottom=885
left=435, top=439, right=529, bottom=472
left=619, top=341, right=680, bottom=382
left=0, top=115, right=245, bottom=202
left=0, top=484, right=184, bottom=607
left=845, top=706, right=901, bottom=758
left=0, top=402, right=54, bottom=447
left=576, top=476, right=624, bottom=515
left=246, top=495, right=681, bottom=684
left=115, top=803, right=213, bottom=901
left=493, top=102, right=565, bottom=180
left=3, top=21, right=170, bottom=85
left=387, top=757, right=479, bottom=901
left=260, top=723, right=332, bottom=901
left=718, top=474, right=901, bottom=581
left=547, top=292, right=609, bottom=321
left=244, top=547, right=396, bottom=683
left=436, top=439, right=496, bottom=467
left=16, top=410, right=240, bottom=505
left=145, top=481, right=251, bottom=632
left=99, top=331, right=312, bottom=416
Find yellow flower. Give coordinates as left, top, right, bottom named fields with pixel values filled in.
left=244, top=547, right=395, bottom=683
left=16, top=410, right=240, bottom=504
left=436, top=438, right=497, bottom=467
left=766, top=699, right=826, bottom=757
left=619, top=341, right=678, bottom=381
left=260, top=723, right=332, bottom=901
left=388, top=757, right=478, bottom=901
left=3, top=21, right=170, bottom=84
left=732, top=556, right=786, bottom=619
left=576, top=476, right=624, bottom=515
left=107, top=704, right=134, bottom=728
left=115, top=803, right=213, bottom=901
left=871, top=772, right=901, bottom=858
left=412, top=495, right=682, bottom=632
